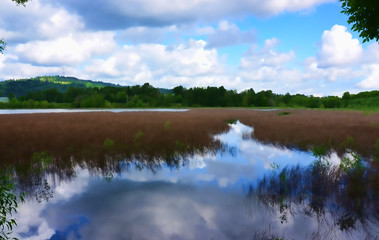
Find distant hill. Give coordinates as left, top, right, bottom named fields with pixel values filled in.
left=0, top=76, right=173, bottom=97
left=157, top=88, right=173, bottom=94
left=0, top=76, right=119, bottom=98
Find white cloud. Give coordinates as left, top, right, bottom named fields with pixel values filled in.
left=0, top=29, right=21, bottom=41
left=196, top=26, right=216, bottom=35
left=39, top=9, right=84, bottom=38
left=116, top=25, right=178, bottom=44
left=0, top=0, right=83, bottom=43
left=240, top=0, right=335, bottom=17
left=303, top=57, right=360, bottom=82
left=241, top=38, right=296, bottom=68
left=358, top=64, right=379, bottom=88
left=14, top=32, right=117, bottom=66
left=364, top=43, right=379, bottom=63
left=206, top=20, right=255, bottom=48
left=1, top=0, right=378, bottom=97
left=49, top=0, right=335, bottom=30
left=0, top=54, right=61, bottom=80
left=301, top=25, right=379, bottom=90
left=237, top=38, right=303, bottom=93
left=84, top=39, right=228, bottom=87
left=317, top=25, right=363, bottom=68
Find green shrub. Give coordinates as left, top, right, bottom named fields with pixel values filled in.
left=0, top=170, right=24, bottom=240
left=164, top=121, right=171, bottom=130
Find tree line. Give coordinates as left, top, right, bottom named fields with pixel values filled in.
left=0, top=83, right=378, bottom=109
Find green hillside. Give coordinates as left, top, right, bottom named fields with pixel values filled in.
left=0, top=76, right=119, bottom=98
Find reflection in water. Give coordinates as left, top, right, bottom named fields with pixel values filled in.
left=0, top=109, right=189, bottom=114
left=247, top=152, right=379, bottom=239
left=3, top=121, right=379, bottom=239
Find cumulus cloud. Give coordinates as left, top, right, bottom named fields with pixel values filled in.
left=205, top=21, right=255, bottom=49
left=303, top=57, right=360, bottom=82
left=358, top=64, right=379, bottom=88
left=0, top=0, right=83, bottom=44
left=38, top=9, right=84, bottom=39
left=84, top=39, right=229, bottom=87
left=363, top=43, right=379, bottom=63
left=317, top=25, right=363, bottom=68
left=1, top=0, right=378, bottom=97
left=237, top=38, right=303, bottom=92
left=14, top=32, right=117, bottom=66
left=116, top=25, right=178, bottom=44
left=46, top=0, right=334, bottom=30
left=241, top=38, right=296, bottom=69
left=0, top=53, right=61, bottom=80
left=300, top=24, right=379, bottom=90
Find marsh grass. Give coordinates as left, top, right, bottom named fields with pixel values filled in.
left=237, top=109, right=379, bottom=157
left=247, top=150, right=379, bottom=239
left=0, top=108, right=376, bottom=239
left=0, top=110, right=236, bottom=189
left=0, top=109, right=377, bottom=187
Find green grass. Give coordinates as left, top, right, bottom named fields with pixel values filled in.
left=134, top=130, right=144, bottom=142
left=164, top=121, right=171, bottom=130
left=277, top=111, right=291, bottom=116
left=226, top=119, right=238, bottom=124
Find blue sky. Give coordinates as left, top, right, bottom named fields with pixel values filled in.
left=0, top=0, right=378, bottom=96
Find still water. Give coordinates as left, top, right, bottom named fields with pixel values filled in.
left=0, top=109, right=189, bottom=114
left=10, top=121, right=379, bottom=239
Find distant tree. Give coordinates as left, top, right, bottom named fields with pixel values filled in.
left=290, top=94, right=308, bottom=107
left=307, top=96, right=321, bottom=108
left=342, top=91, right=351, bottom=100
left=342, top=91, right=351, bottom=107
left=322, top=96, right=342, bottom=108
left=255, top=91, right=270, bottom=107
left=283, top=93, right=291, bottom=105
left=173, top=86, right=185, bottom=96
left=241, top=88, right=255, bottom=107
left=115, top=91, right=127, bottom=103
left=44, top=88, right=63, bottom=102
left=340, top=0, right=379, bottom=42
left=81, top=94, right=105, bottom=108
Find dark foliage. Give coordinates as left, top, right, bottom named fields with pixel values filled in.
left=340, top=0, right=379, bottom=42
left=0, top=76, right=378, bottom=109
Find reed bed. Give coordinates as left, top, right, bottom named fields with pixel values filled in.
left=0, top=108, right=378, bottom=203
left=0, top=108, right=378, bottom=167
left=236, top=109, right=379, bottom=157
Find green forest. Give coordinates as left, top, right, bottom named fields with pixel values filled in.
left=0, top=76, right=378, bottom=109
left=0, top=76, right=118, bottom=97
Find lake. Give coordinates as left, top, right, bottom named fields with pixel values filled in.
left=0, top=108, right=189, bottom=114
left=0, top=109, right=378, bottom=239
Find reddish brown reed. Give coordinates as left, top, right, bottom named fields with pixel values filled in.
left=0, top=109, right=377, bottom=168
left=236, top=109, right=379, bottom=157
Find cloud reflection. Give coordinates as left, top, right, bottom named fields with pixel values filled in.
left=12, top=121, right=354, bottom=239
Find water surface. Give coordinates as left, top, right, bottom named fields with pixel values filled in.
left=0, top=108, right=188, bottom=114
left=9, top=121, right=379, bottom=239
